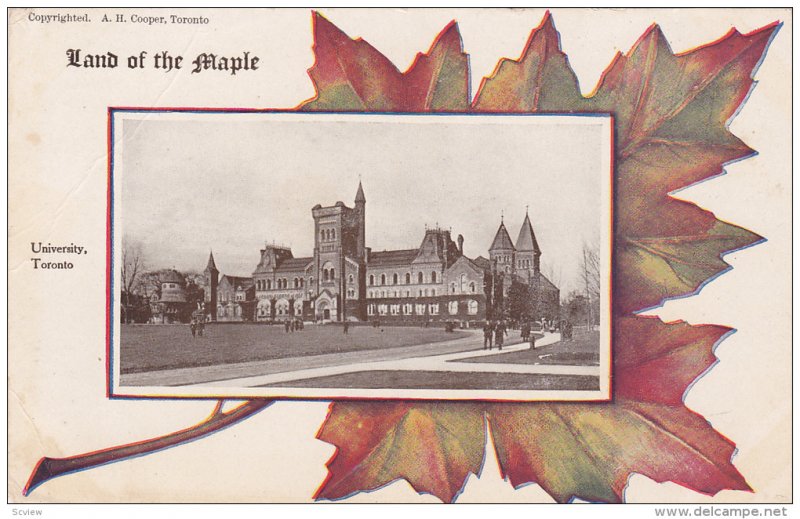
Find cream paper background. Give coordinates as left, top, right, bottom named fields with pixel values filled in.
left=7, top=7, right=791, bottom=503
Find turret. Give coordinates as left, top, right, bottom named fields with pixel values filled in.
left=204, top=250, right=219, bottom=321
left=489, top=216, right=515, bottom=274
left=515, top=209, right=541, bottom=275
left=354, top=181, right=366, bottom=260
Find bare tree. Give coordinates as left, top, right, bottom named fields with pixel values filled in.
left=580, top=240, right=601, bottom=329
left=121, top=238, right=145, bottom=323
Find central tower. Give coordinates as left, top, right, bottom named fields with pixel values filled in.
left=310, top=182, right=367, bottom=321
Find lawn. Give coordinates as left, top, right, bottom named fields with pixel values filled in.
left=259, top=370, right=600, bottom=391
left=458, top=330, right=600, bottom=366
left=119, top=323, right=467, bottom=374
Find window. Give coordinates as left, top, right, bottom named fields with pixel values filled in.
left=403, top=303, right=413, bottom=315
left=320, top=230, right=325, bottom=242
left=294, top=278, right=299, bottom=288
left=378, top=304, right=388, bottom=316
left=418, top=272, right=424, bottom=284
left=331, top=229, right=336, bottom=240
left=470, top=282, right=476, bottom=293
left=349, top=274, right=354, bottom=285
left=323, top=269, right=329, bottom=282
left=330, top=268, right=335, bottom=280
left=415, top=303, right=426, bottom=315
left=367, top=304, right=375, bottom=316
left=393, top=273, right=398, bottom=285
left=448, top=301, right=459, bottom=315
left=381, top=274, right=386, bottom=285
left=424, top=289, right=429, bottom=296
left=431, top=271, right=437, bottom=283
left=405, top=272, right=411, bottom=284
left=468, top=300, right=478, bottom=315
left=432, top=289, right=436, bottom=296
left=390, top=304, right=400, bottom=315
left=347, top=288, right=355, bottom=298
left=428, top=303, right=439, bottom=315
left=451, top=283, right=456, bottom=294
left=369, top=274, right=375, bottom=286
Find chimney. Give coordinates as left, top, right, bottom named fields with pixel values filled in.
left=457, top=234, right=464, bottom=255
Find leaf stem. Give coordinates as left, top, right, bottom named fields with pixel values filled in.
left=22, top=399, right=273, bottom=497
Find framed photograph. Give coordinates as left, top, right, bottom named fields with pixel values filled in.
left=111, top=110, right=613, bottom=401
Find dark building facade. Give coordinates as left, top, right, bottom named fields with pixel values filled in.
left=200, top=182, right=559, bottom=324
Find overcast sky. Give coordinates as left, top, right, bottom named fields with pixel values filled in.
left=119, top=113, right=607, bottom=294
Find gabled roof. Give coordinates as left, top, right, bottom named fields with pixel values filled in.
left=445, top=255, right=484, bottom=275
left=368, top=249, right=419, bottom=267
left=515, top=212, right=541, bottom=253
left=489, top=222, right=515, bottom=251
left=537, top=273, right=559, bottom=293
left=472, top=256, right=491, bottom=270
left=221, top=275, right=254, bottom=291
left=275, top=257, right=313, bottom=272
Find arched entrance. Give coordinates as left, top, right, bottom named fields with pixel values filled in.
left=317, top=300, right=330, bottom=321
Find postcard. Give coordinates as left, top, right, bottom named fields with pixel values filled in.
left=7, top=7, right=792, bottom=507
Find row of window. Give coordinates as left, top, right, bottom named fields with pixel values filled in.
left=369, top=271, right=438, bottom=287
left=216, top=293, right=246, bottom=303
left=366, top=300, right=479, bottom=316
left=320, top=228, right=336, bottom=242
left=257, top=301, right=303, bottom=317
left=368, top=288, right=437, bottom=298
left=217, top=305, right=243, bottom=317
left=255, top=277, right=309, bottom=291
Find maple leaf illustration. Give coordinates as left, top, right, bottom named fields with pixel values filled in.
left=23, top=11, right=780, bottom=503
left=305, top=12, right=779, bottom=503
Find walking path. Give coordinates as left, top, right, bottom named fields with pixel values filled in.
left=121, top=330, right=600, bottom=389
left=123, top=330, right=485, bottom=386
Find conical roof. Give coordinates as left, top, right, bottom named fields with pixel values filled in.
left=355, top=181, right=366, bottom=203
left=515, top=212, right=540, bottom=253
left=489, top=222, right=515, bottom=251
left=206, top=250, right=218, bottom=272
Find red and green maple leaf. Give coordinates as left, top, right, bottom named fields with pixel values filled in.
left=24, top=11, right=779, bottom=503
left=303, top=11, right=778, bottom=503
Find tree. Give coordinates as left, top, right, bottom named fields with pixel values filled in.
left=120, top=238, right=145, bottom=324
left=580, top=241, right=601, bottom=328
left=506, top=280, right=533, bottom=322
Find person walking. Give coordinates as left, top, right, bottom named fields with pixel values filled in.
left=495, top=321, right=505, bottom=351
left=521, top=321, right=530, bottom=342
left=483, top=321, right=494, bottom=350
left=190, top=318, right=197, bottom=338
left=284, top=319, right=290, bottom=333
